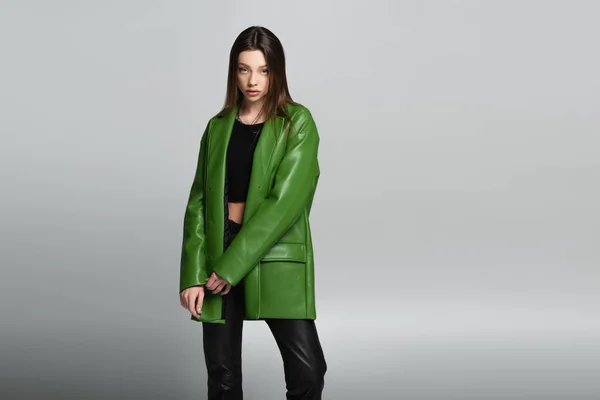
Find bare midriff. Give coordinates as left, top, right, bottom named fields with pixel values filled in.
left=228, top=202, right=246, bottom=224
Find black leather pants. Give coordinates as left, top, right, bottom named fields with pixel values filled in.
left=202, top=219, right=327, bottom=400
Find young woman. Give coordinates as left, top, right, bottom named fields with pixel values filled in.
left=179, top=26, right=327, bottom=399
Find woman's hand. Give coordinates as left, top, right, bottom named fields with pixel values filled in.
left=180, top=285, right=205, bottom=318
left=206, top=272, right=232, bottom=295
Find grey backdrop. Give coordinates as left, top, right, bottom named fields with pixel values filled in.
left=1, top=1, right=599, bottom=399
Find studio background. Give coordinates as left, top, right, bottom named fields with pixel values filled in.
left=1, top=1, right=599, bottom=399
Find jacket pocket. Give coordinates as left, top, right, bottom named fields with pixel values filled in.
left=258, top=242, right=307, bottom=318
left=261, top=242, right=306, bottom=263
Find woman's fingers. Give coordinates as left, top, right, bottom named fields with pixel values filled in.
left=211, top=282, right=222, bottom=294
left=207, top=273, right=230, bottom=292
left=205, top=272, right=217, bottom=290
left=195, top=292, right=204, bottom=317
left=187, top=293, right=200, bottom=319
left=180, top=293, right=186, bottom=308
left=212, top=281, right=227, bottom=294
left=221, top=283, right=231, bottom=295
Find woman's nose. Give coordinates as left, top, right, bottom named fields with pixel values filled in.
left=248, top=74, right=257, bottom=86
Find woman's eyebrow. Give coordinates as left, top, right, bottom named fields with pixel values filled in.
left=239, top=63, right=268, bottom=68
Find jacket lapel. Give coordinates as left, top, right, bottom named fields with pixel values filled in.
left=205, top=107, right=235, bottom=261
left=243, top=114, right=285, bottom=221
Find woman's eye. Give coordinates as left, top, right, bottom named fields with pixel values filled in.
left=238, top=68, right=268, bottom=75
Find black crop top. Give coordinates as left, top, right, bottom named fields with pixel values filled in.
left=226, top=119, right=265, bottom=202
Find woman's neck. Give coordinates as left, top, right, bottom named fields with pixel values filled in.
left=239, top=100, right=267, bottom=123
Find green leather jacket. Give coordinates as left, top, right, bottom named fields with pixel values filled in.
left=180, top=103, right=321, bottom=324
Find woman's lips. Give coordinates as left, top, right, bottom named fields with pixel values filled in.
left=246, top=90, right=260, bottom=96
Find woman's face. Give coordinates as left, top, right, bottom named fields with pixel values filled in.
left=236, top=50, right=270, bottom=105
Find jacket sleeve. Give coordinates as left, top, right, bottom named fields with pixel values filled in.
left=212, top=108, right=320, bottom=286
left=179, top=122, right=210, bottom=292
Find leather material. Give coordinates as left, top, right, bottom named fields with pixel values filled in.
left=180, top=103, right=321, bottom=323
left=202, top=221, right=327, bottom=399
left=203, top=288, right=327, bottom=400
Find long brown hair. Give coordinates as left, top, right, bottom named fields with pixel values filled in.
left=221, top=26, right=299, bottom=123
